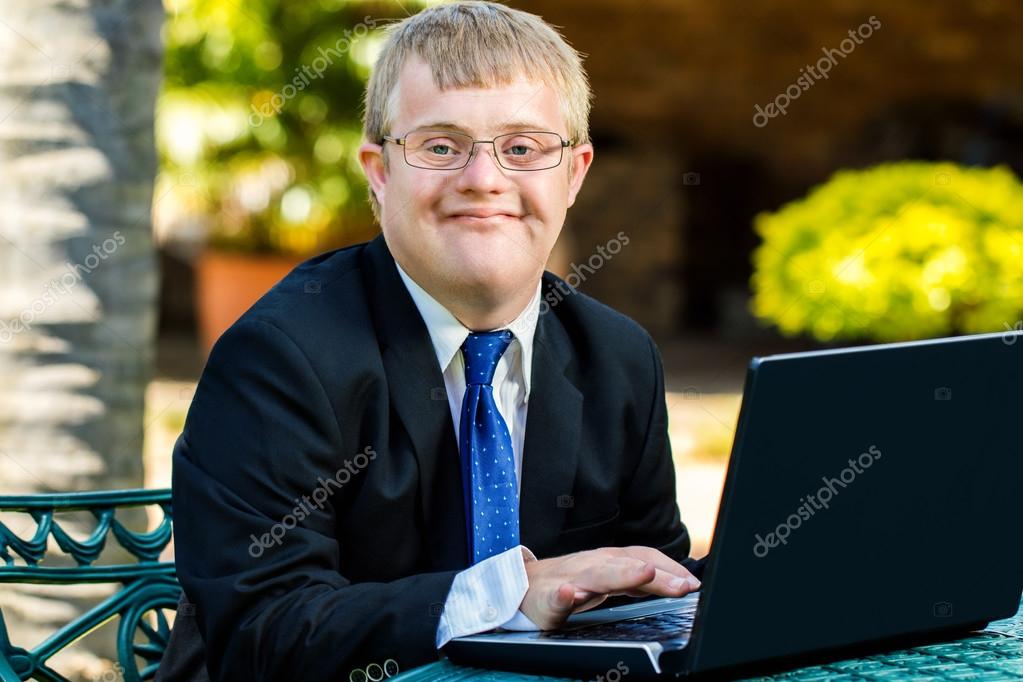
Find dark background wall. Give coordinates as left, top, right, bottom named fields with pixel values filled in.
left=510, top=0, right=1023, bottom=337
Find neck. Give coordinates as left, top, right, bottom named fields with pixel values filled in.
left=412, top=270, right=540, bottom=331
left=446, top=284, right=538, bottom=331
left=391, top=252, right=543, bottom=331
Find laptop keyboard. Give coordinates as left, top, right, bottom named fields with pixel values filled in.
left=542, top=600, right=697, bottom=642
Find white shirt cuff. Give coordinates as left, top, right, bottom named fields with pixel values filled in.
left=498, top=608, right=541, bottom=631
left=435, top=545, right=537, bottom=648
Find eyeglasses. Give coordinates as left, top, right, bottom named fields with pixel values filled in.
left=381, top=130, right=571, bottom=171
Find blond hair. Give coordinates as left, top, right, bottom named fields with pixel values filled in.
left=362, top=1, right=592, bottom=218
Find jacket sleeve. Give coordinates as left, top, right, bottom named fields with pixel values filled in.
left=172, top=318, right=458, bottom=681
left=614, top=335, right=706, bottom=579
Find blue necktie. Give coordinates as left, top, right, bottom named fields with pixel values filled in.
left=459, top=330, right=520, bottom=564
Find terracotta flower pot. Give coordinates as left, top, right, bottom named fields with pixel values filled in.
left=195, top=249, right=302, bottom=357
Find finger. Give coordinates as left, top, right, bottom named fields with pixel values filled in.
left=604, top=567, right=698, bottom=598
left=618, top=546, right=695, bottom=578
left=570, top=558, right=657, bottom=595
left=618, top=547, right=701, bottom=589
left=571, top=587, right=603, bottom=604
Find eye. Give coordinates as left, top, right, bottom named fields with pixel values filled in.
left=500, top=135, right=546, bottom=162
left=418, top=136, right=465, bottom=156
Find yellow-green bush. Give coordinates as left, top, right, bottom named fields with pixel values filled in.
left=751, top=162, right=1023, bottom=342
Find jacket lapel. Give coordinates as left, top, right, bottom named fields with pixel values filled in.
left=519, top=278, right=583, bottom=556
left=362, top=236, right=468, bottom=570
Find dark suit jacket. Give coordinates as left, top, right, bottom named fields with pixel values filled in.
left=167, top=234, right=702, bottom=681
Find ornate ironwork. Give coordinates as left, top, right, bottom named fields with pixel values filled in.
left=0, top=489, right=180, bottom=682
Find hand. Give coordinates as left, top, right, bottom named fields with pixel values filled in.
left=519, top=546, right=700, bottom=630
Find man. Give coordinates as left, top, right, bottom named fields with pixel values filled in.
left=167, top=2, right=703, bottom=680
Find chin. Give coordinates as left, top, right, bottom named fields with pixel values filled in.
left=452, top=261, right=530, bottom=294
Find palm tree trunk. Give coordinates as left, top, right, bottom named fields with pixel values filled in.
left=0, top=0, right=164, bottom=677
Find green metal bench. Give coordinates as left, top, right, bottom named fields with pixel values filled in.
left=0, top=489, right=179, bottom=681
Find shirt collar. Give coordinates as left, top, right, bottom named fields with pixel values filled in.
left=393, top=260, right=541, bottom=397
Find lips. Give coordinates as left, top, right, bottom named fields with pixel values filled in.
left=447, top=208, right=521, bottom=219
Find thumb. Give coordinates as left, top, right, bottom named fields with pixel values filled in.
left=549, top=582, right=576, bottom=612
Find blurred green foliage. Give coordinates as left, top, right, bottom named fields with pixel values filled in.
left=751, top=162, right=1023, bottom=342
left=158, top=0, right=422, bottom=255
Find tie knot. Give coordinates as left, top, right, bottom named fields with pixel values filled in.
left=462, top=330, right=513, bottom=386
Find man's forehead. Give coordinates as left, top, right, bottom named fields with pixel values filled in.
left=391, top=57, right=565, bottom=134
left=405, top=119, right=556, bottom=134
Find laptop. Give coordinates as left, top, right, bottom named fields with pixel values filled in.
left=444, top=331, right=1023, bottom=679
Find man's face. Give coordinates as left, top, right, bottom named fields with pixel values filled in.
left=359, top=56, right=593, bottom=305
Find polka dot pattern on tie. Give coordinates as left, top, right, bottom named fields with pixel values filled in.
left=459, top=329, right=520, bottom=564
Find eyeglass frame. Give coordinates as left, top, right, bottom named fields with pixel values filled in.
left=380, top=129, right=574, bottom=171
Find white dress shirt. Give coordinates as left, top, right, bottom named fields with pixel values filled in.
left=393, top=262, right=542, bottom=647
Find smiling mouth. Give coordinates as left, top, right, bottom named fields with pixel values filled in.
left=446, top=213, right=521, bottom=222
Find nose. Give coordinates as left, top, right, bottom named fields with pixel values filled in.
left=454, top=142, right=513, bottom=194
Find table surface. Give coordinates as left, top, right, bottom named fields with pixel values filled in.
left=394, top=597, right=1023, bottom=681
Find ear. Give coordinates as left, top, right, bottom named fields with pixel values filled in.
left=565, top=142, right=594, bottom=208
left=358, top=141, right=388, bottom=206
